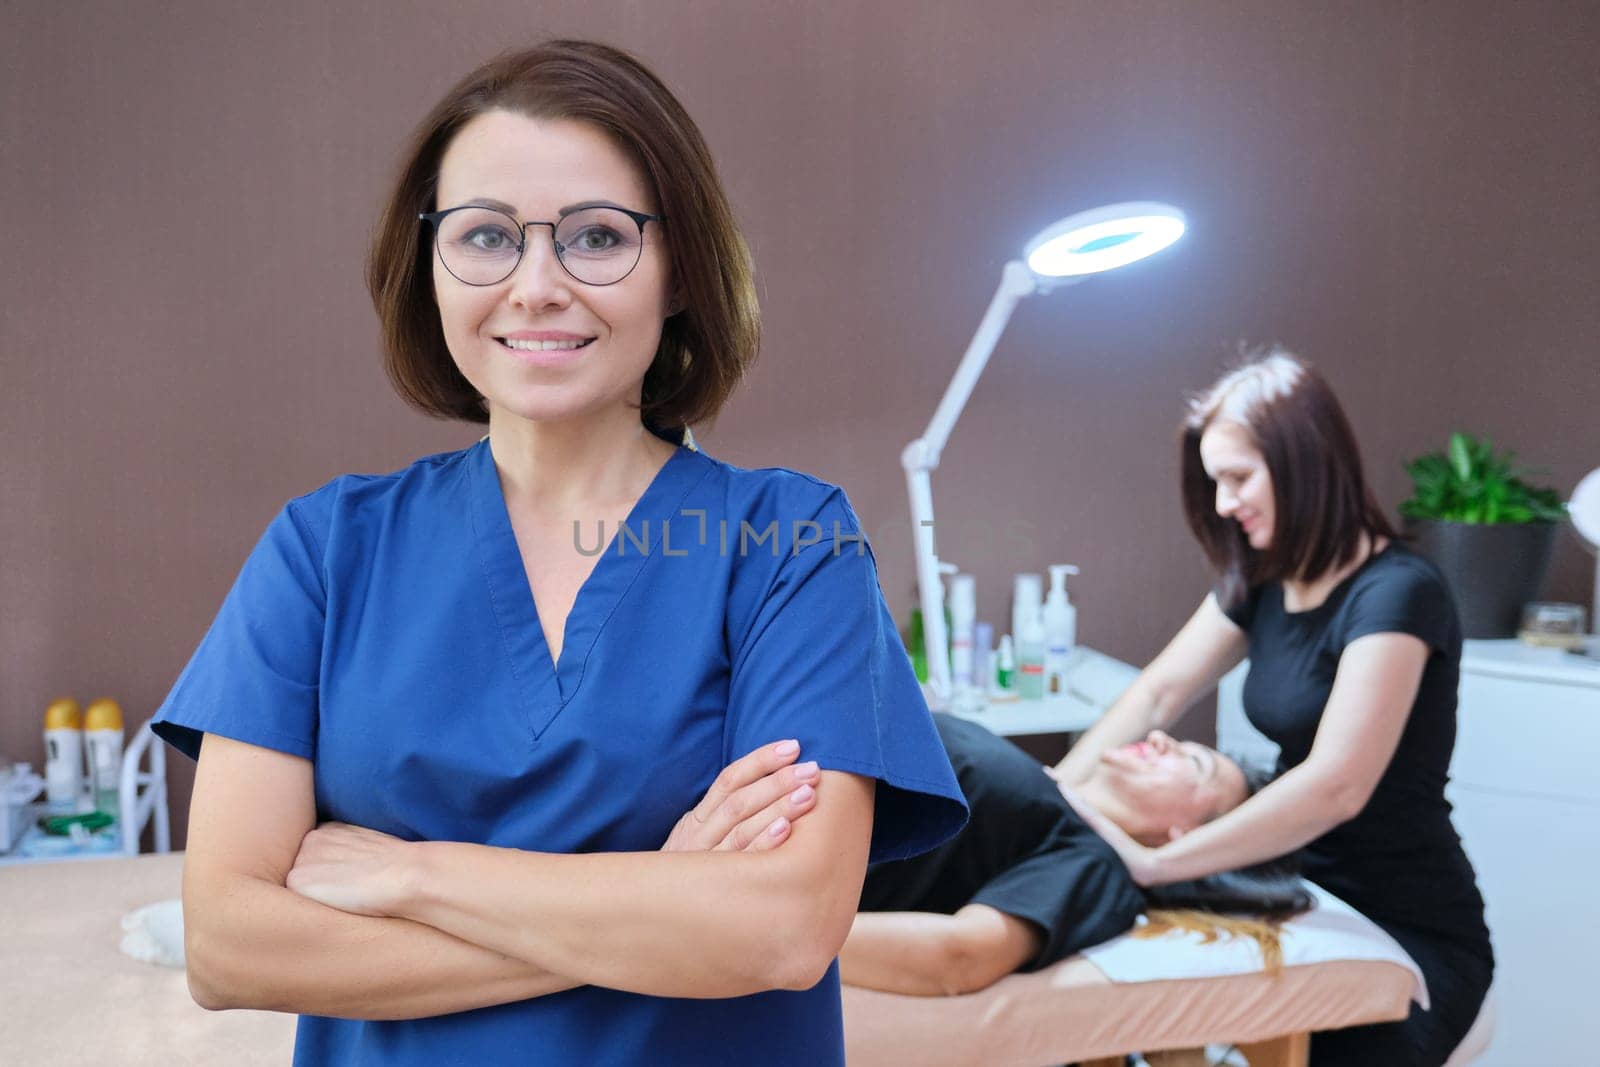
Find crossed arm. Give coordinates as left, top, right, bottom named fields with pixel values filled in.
left=184, top=732, right=873, bottom=1018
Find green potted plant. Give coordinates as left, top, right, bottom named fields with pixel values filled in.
left=1400, top=432, right=1567, bottom=638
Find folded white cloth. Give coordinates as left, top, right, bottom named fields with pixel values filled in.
left=1081, top=882, right=1430, bottom=1009
left=119, top=898, right=185, bottom=969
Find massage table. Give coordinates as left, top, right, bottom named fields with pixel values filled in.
left=843, top=882, right=1424, bottom=1066
left=1, top=852, right=1423, bottom=1066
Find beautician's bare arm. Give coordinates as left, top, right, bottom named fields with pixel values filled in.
left=1053, top=594, right=1246, bottom=785
left=401, top=771, right=876, bottom=998
left=183, top=734, right=578, bottom=1019
left=1140, top=632, right=1427, bottom=884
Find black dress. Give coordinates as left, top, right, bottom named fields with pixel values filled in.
left=860, top=712, right=1147, bottom=972
left=1224, top=541, right=1493, bottom=1066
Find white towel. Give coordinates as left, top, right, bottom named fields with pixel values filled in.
left=119, top=898, right=185, bottom=969
left=1081, top=882, right=1430, bottom=1009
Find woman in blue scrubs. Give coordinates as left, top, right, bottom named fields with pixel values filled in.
left=152, top=40, right=966, bottom=1066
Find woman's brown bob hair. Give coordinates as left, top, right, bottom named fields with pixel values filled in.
left=366, top=40, right=760, bottom=438
left=1180, top=348, right=1398, bottom=607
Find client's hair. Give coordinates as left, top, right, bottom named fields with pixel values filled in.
left=1137, top=756, right=1311, bottom=972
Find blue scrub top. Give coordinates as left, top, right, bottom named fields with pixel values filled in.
left=153, top=438, right=968, bottom=1066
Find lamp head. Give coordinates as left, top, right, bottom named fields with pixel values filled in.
left=1572, top=468, right=1600, bottom=552
left=1024, top=201, right=1186, bottom=281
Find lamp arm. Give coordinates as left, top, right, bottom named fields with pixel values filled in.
left=901, top=260, right=1038, bottom=706
left=915, top=260, right=1039, bottom=462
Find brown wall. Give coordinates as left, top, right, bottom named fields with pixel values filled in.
left=4, top=2, right=1596, bottom=847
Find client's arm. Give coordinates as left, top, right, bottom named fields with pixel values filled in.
left=838, top=905, right=1041, bottom=996
left=183, top=733, right=819, bottom=1018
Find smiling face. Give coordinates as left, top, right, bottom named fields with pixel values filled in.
left=1087, top=730, right=1249, bottom=845
left=430, top=110, right=674, bottom=429
left=1199, top=419, right=1276, bottom=551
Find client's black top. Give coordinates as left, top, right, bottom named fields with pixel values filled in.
left=1222, top=541, right=1491, bottom=959
left=859, top=713, right=1145, bottom=972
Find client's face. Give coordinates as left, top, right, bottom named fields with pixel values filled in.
left=1086, top=731, right=1248, bottom=846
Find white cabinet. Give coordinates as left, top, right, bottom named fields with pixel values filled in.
left=1448, top=639, right=1600, bottom=1065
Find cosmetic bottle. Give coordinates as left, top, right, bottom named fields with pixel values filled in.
left=43, top=698, right=84, bottom=815
left=1011, top=573, right=1042, bottom=663
left=1017, top=615, right=1047, bottom=701
left=84, top=698, right=124, bottom=820
left=904, top=606, right=928, bottom=683
left=1043, top=564, right=1079, bottom=694
left=994, top=635, right=1017, bottom=695
left=948, top=574, right=977, bottom=696
left=973, top=622, right=994, bottom=705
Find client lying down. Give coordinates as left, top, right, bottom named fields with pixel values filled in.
left=841, top=713, right=1307, bottom=996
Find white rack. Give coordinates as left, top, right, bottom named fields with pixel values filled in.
left=119, top=720, right=171, bottom=856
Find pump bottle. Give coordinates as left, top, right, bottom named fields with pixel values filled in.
left=1043, top=564, right=1079, bottom=694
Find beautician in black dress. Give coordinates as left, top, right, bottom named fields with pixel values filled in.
left=1054, top=348, right=1492, bottom=1066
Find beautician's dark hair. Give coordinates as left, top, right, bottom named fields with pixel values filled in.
left=1180, top=347, right=1398, bottom=610
left=366, top=39, right=760, bottom=439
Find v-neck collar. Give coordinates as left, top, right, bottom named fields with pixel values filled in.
left=465, top=437, right=709, bottom=735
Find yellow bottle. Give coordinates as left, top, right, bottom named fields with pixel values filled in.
left=43, top=698, right=84, bottom=815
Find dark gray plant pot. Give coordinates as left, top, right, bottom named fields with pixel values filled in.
left=1404, top=518, right=1560, bottom=638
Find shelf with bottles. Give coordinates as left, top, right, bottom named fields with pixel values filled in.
left=1, top=717, right=170, bottom=867
left=930, top=645, right=1138, bottom=737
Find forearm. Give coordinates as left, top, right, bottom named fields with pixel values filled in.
left=1146, top=766, right=1348, bottom=885
left=1054, top=679, right=1172, bottom=784
left=185, top=870, right=579, bottom=1019
left=838, top=912, right=964, bottom=997
left=404, top=843, right=835, bottom=999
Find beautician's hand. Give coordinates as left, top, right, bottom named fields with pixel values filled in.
left=660, top=739, right=820, bottom=853
left=1057, top=786, right=1163, bottom=888
left=286, top=821, right=419, bottom=918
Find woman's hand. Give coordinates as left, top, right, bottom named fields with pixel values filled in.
left=1058, top=785, right=1165, bottom=887
left=286, top=822, right=421, bottom=918
left=660, top=739, right=820, bottom=853
left=286, top=741, right=821, bottom=918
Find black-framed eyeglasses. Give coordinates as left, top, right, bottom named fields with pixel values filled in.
left=418, top=204, right=665, bottom=287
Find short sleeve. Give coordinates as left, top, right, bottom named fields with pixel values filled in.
left=725, top=519, right=968, bottom=865
left=970, top=820, right=1145, bottom=971
left=1342, top=562, right=1458, bottom=654
left=150, top=493, right=329, bottom=763
left=1218, top=582, right=1261, bottom=631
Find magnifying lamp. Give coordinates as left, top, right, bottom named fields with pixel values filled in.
left=901, top=201, right=1186, bottom=706
left=1570, top=467, right=1600, bottom=635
